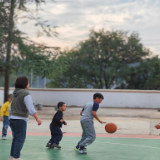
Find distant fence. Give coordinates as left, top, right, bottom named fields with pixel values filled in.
left=0, top=88, right=160, bottom=108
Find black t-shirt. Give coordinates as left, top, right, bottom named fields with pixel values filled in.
left=51, top=110, right=64, bottom=128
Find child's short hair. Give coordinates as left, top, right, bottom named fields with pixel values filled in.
left=8, top=94, right=12, bottom=99
left=57, top=102, right=65, bottom=109
left=93, top=93, right=104, bottom=100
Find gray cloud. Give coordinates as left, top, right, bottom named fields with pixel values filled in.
left=17, top=0, right=160, bottom=54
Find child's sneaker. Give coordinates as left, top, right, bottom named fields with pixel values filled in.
left=78, top=146, right=87, bottom=154
left=46, top=143, right=52, bottom=148
left=2, top=136, right=6, bottom=140
left=74, top=146, right=87, bottom=151
left=74, top=146, right=79, bottom=151
left=79, top=148, right=87, bottom=154
left=51, top=143, right=61, bottom=149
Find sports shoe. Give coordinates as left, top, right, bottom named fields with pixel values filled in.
left=74, top=146, right=87, bottom=151
left=74, top=146, right=79, bottom=151
left=51, top=143, right=61, bottom=149
left=2, top=136, right=6, bottom=140
left=7, top=156, right=13, bottom=160
left=46, top=143, right=52, bottom=148
left=79, top=149, right=87, bottom=154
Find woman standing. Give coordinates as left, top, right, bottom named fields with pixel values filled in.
left=8, top=77, right=42, bottom=160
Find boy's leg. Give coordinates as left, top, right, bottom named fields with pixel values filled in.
left=50, top=126, right=62, bottom=149
left=2, top=116, right=9, bottom=138
left=48, top=123, right=56, bottom=145
left=75, top=122, right=87, bottom=149
left=54, top=126, right=63, bottom=145
left=79, top=120, right=96, bottom=148
left=47, top=124, right=62, bottom=148
left=47, top=123, right=56, bottom=147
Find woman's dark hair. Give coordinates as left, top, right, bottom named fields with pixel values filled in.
left=15, top=77, right=29, bottom=89
left=93, top=93, right=104, bottom=100
left=57, top=102, right=65, bottom=108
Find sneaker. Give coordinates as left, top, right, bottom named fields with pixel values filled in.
left=7, top=156, right=13, bottom=160
left=74, top=147, right=87, bottom=151
left=46, top=143, right=52, bottom=148
left=79, top=149, right=87, bottom=154
left=74, top=146, right=79, bottom=151
left=51, top=143, right=61, bottom=149
left=2, top=137, right=6, bottom=140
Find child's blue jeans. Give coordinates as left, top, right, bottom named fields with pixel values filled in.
left=2, top=116, right=14, bottom=137
left=9, top=119, right=27, bottom=159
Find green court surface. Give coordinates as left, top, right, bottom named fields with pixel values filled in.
left=1, top=136, right=160, bottom=160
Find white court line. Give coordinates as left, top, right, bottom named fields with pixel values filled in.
left=25, top=139, right=160, bottom=150
left=95, top=141, right=160, bottom=150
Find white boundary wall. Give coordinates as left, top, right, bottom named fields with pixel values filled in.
left=0, top=88, right=160, bottom=108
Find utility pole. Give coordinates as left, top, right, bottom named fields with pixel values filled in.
left=31, top=68, right=33, bottom=88
left=44, top=77, right=46, bottom=88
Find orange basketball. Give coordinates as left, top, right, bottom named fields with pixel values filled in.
left=105, top=123, right=117, bottom=134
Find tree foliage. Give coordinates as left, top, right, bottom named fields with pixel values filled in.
left=47, top=29, right=151, bottom=89
left=0, top=0, right=58, bottom=102
left=123, top=57, right=160, bottom=90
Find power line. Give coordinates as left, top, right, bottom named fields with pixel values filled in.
left=142, top=40, right=160, bottom=41
left=144, top=44, right=160, bottom=45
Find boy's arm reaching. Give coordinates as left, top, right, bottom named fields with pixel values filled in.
left=0, top=114, right=3, bottom=121
left=92, top=111, right=106, bottom=124
left=60, top=119, right=67, bottom=125
left=57, top=114, right=67, bottom=125
left=80, top=107, right=84, bottom=115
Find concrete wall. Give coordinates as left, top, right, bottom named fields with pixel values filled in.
left=0, top=88, right=160, bottom=108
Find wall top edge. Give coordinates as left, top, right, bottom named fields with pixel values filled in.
left=0, top=87, right=160, bottom=93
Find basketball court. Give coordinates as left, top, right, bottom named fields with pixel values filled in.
left=1, top=132, right=160, bottom=160
left=1, top=107, right=160, bottom=160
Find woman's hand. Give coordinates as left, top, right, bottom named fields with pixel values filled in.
left=37, top=118, right=42, bottom=125
left=33, top=113, right=42, bottom=125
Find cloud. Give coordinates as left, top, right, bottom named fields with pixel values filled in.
left=17, top=0, right=160, bottom=54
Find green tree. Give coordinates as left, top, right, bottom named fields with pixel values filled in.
left=47, top=29, right=151, bottom=89
left=123, top=57, right=160, bottom=90
left=0, top=0, right=58, bottom=102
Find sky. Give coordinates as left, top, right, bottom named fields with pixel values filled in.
left=17, top=0, right=160, bottom=56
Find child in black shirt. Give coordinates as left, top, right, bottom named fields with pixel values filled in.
left=46, top=102, right=67, bottom=149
